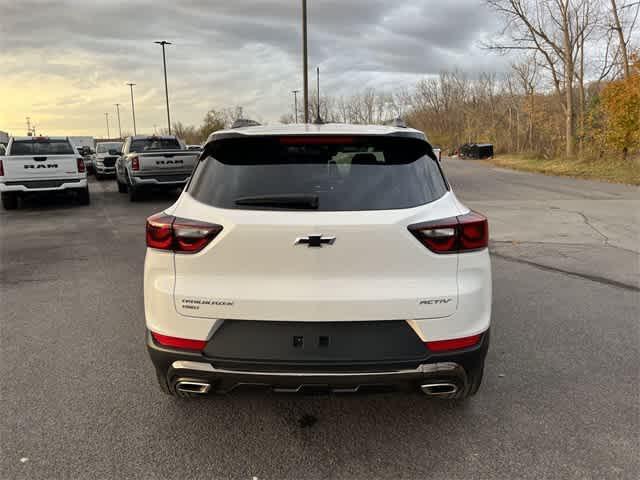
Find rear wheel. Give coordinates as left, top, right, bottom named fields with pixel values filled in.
left=465, top=362, right=484, bottom=397
left=128, top=184, right=141, bottom=202
left=1, top=192, right=18, bottom=210
left=78, top=187, right=91, bottom=205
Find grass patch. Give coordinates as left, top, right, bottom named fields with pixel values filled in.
left=487, top=154, right=640, bottom=185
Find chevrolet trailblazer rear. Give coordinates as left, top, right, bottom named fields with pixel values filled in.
left=144, top=124, right=491, bottom=400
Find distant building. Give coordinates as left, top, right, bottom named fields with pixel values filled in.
left=0, top=131, right=9, bottom=145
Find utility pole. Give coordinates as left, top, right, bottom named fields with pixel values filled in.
left=154, top=40, right=173, bottom=134
left=114, top=103, right=122, bottom=139
left=302, top=0, right=309, bottom=123
left=316, top=67, right=321, bottom=123
left=126, top=83, right=137, bottom=135
left=292, top=90, right=300, bottom=123
left=26, top=117, right=31, bottom=136
left=104, top=112, right=110, bottom=138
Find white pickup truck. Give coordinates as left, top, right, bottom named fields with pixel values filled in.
left=115, top=135, right=199, bottom=202
left=0, top=136, right=89, bottom=210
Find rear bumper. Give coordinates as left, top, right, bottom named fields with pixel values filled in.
left=0, top=178, right=87, bottom=193
left=95, top=165, right=116, bottom=174
left=147, top=329, right=489, bottom=396
left=131, top=173, right=190, bottom=187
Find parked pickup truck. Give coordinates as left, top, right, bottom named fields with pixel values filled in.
left=0, top=136, right=89, bottom=210
left=116, top=135, right=198, bottom=202
left=93, top=141, right=123, bottom=179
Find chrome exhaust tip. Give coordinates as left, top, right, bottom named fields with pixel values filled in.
left=420, top=382, right=459, bottom=397
left=175, top=380, right=212, bottom=395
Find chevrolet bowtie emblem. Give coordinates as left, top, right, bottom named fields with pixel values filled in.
left=294, top=235, right=336, bottom=248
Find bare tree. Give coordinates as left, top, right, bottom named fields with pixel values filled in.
left=513, top=56, right=539, bottom=151
left=486, top=0, right=595, bottom=157
left=609, top=0, right=640, bottom=78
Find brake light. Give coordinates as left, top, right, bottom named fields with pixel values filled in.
left=408, top=211, right=488, bottom=253
left=151, top=332, right=207, bottom=351
left=131, top=156, right=140, bottom=171
left=0, top=159, right=4, bottom=177
left=146, top=213, right=223, bottom=253
left=77, top=157, right=85, bottom=173
left=279, top=136, right=354, bottom=145
left=426, top=334, right=482, bottom=352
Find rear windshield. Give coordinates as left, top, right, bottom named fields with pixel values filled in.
left=10, top=139, right=75, bottom=155
left=130, top=138, right=180, bottom=152
left=96, top=142, right=123, bottom=153
left=188, top=136, right=448, bottom=211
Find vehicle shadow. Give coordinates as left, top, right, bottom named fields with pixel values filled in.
left=8, top=191, right=87, bottom=212
left=147, top=389, right=486, bottom=477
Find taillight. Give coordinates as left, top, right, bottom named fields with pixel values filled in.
left=426, top=334, right=482, bottom=352
left=131, top=156, right=140, bottom=171
left=146, top=213, right=223, bottom=254
left=151, top=331, right=207, bottom=351
left=0, top=159, right=4, bottom=176
left=77, top=157, right=85, bottom=173
left=409, top=211, right=488, bottom=254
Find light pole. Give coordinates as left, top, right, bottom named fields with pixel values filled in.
left=302, top=0, right=309, bottom=123
left=126, top=83, right=137, bottom=135
left=104, top=112, right=110, bottom=138
left=114, top=103, right=122, bottom=139
left=315, top=66, right=321, bottom=123
left=26, top=117, right=31, bottom=136
left=292, top=90, right=300, bottom=123
left=154, top=40, right=172, bottom=135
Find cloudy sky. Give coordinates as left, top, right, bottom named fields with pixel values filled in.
left=0, top=0, right=507, bottom=137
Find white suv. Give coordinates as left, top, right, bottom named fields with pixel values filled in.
left=144, top=124, right=491, bottom=399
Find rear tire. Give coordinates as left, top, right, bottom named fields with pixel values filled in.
left=450, top=362, right=484, bottom=401
left=78, top=187, right=91, bottom=205
left=465, top=362, right=484, bottom=397
left=117, top=179, right=127, bottom=193
left=156, top=369, right=173, bottom=396
left=128, top=184, right=141, bottom=202
left=1, top=192, right=18, bottom=210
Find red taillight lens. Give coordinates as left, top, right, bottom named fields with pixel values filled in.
left=425, top=334, right=482, bottom=352
left=0, top=159, right=4, bottom=176
left=151, top=332, right=207, bottom=351
left=458, top=211, right=489, bottom=251
left=173, top=218, right=224, bottom=253
left=131, top=156, right=140, bottom=171
left=409, top=211, right=488, bottom=254
left=77, top=157, right=85, bottom=173
left=146, top=213, right=223, bottom=253
left=146, top=214, right=174, bottom=250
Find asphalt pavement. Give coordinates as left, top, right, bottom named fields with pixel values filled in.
left=1, top=162, right=638, bottom=479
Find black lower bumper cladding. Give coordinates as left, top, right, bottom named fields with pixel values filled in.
left=147, top=321, right=489, bottom=396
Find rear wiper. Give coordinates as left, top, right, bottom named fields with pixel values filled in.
left=234, top=194, right=319, bottom=209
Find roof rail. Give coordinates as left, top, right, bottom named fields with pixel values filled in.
left=231, top=118, right=261, bottom=129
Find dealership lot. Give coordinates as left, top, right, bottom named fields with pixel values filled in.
left=1, top=162, right=638, bottom=479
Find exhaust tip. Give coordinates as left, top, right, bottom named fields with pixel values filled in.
left=176, top=381, right=211, bottom=395
left=420, top=382, right=458, bottom=397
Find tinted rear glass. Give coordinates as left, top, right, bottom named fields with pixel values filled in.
left=11, top=139, right=75, bottom=155
left=130, top=138, right=180, bottom=152
left=97, top=142, right=123, bottom=153
left=188, top=136, right=448, bottom=211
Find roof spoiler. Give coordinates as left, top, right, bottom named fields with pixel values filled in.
left=231, top=118, right=261, bottom=129
left=382, top=118, right=407, bottom=128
